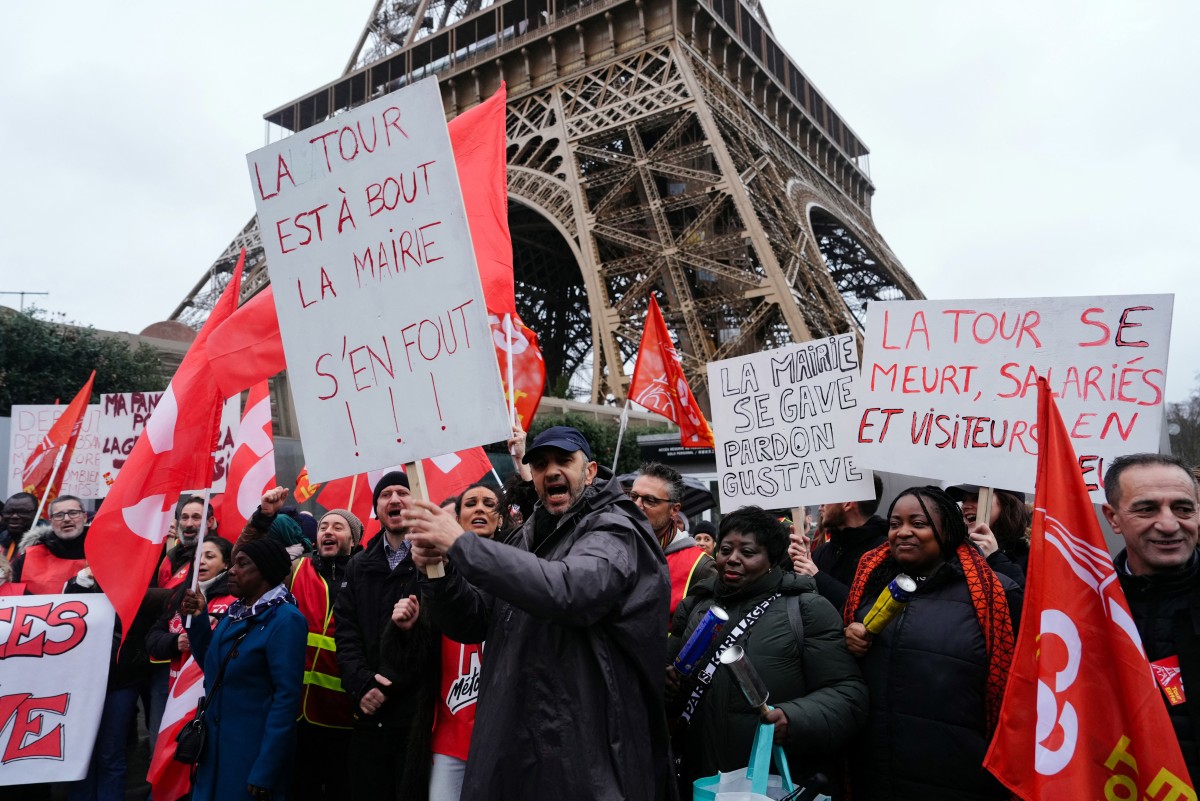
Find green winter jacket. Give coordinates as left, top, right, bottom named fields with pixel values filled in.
left=669, top=569, right=868, bottom=786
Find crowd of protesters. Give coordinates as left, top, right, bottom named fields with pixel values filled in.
left=4, top=427, right=1200, bottom=801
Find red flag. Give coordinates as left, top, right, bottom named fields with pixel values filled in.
left=489, top=312, right=545, bottom=431
left=294, top=466, right=321, bottom=504
left=318, top=473, right=374, bottom=525
left=628, top=295, right=714, bottom=448
left=219, top=381, right=276, bottom=539
left=206, top=287, right=286, bottom=398
left=86, top=253, right=245, bottom=638
left=147, top=656, right=204, bottom=800
left=451, top=83, right=514, bottom=315
left=423, top=447, right=494, bottom=504
left=984, top=377, right=1195, bottom=799
left=22, top=370, right=95, bottom=508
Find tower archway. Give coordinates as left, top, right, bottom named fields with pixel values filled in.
left=509, top=197, right=592, bottom=398
left=808, top=206, right=911, bottom=327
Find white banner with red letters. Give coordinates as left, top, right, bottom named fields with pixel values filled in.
left=96, top=392, right=240, bottom=496
left=6, top=405, right=103, bottom=500
left=856, top=294, right=1172, bottom=500
left=0, top=594, right=115, bottom=785
left=247, top=76, right=510, bottom=482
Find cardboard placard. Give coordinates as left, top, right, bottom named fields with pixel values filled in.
left=247, top=77, right=509, bottom=482
left=708, top=334, right=873, bottom=510
left=858, top=295, right=1172, bottom=499
left=6, top=405, right=102, bottom=500
left=97, top=393, right=239, bottom=495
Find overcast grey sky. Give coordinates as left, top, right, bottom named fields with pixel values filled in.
left=2, top=1, right=1197, bottom=400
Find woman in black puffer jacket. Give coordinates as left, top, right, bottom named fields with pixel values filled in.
left=843, top=486, right=1022, bottom=801
left=668, top=506, right=867, bottom=793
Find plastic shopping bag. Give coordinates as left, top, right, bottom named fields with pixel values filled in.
left=693, top=721, right=795, bottom=801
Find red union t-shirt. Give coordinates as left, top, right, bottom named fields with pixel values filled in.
left=432, top=637, right=483, bottom=759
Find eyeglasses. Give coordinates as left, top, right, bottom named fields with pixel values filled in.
left=627, top=491, right=673, bottom=509
left=50, top=509, right=85, bottom=521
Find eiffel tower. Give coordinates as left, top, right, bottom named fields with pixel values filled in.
left=170, top=0, right=923, bottom=408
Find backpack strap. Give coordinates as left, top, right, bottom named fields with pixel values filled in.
left=786, top=592, right=805, bottom=647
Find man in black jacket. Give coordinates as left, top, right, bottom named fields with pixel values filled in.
left=332, top=471, right=428, bottom=801
left=1105, top=453, right=1200, bottom=779
left=405, top=426, right=675, bottom=801
left=791, top=474, right=885, bottom=611
left=0, top=492, right=37, bottom=559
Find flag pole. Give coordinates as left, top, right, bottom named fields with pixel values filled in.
left=185, top=487, right=212, bottom=628
left=611, top=399, right=631, bottom=474
left=33, top=446, right=69, bottom=524
left=505, top=314, right=517, bottom=427
left=977, top=487, right=995, bottom=529
left=405, top=460, right=444, bottom=578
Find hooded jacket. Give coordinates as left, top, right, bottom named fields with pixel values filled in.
left=12, top=523, right=87, bottom=594
left=426, top=471, right=675, bottom=801
left=850, top=557, right=1022, bottom=801
left=332, top=526, right=426, bottom=724
left=663, top=531, right=717, bottom=617
left=669, top=570, right=867, bottom=787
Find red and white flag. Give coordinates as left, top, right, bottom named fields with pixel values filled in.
left=206, top=286, right=286, bottom=399
left=22, top=370, right=95, bottom=509
left=628, top=295, right=714, bottom=448
left=489, top=312, right=545, bottom=431
left=219, top=381, right=276, bottom=539
left=147, top=656, right=204, bottom=801
left=451, top=83, right=514, bottom=316
left=423, top=447, right=494, bottom=504
left=318, top=472, right=375, bottom=526
left=86, top=253, right=245, bottom=639
left=984, top=377, right=1196, bottom=799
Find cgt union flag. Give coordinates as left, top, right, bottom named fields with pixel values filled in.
left=147, top=656, right=204, bottom=800
left=489, top=312, right=545, bottom=431
left=220, top=380, right=277, bottom=539
left=22, top=370, right=95, bottom=508
left=984, top=377, right=1196, bottom=799
left=86, top=253, right=244, bottom=641
left=628, top=295, right=714, bottom=448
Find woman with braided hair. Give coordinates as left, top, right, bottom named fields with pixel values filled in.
left=843, top=486, right=1022, bottom=800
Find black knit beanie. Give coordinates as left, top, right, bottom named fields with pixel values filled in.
left=238, top=538, right=292, bottom=586
left=372, top=471, right=410, bottom=514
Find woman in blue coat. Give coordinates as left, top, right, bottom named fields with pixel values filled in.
left=182, top=537, right=307, bottom=801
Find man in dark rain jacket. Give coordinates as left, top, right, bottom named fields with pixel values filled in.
left=404, top=426, right=676, bottom=801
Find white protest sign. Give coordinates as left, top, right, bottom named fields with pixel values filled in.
left=248, top=76, right=509, bottom=482
left=707, top=334, right=873, bottom=510
left=6, top=406, right=103, bottom=500
left=0, top=594, right=115, bottom=785
left=97, top=393, right=240, bottom=495
left=858, top=295, right=1173, bottom=500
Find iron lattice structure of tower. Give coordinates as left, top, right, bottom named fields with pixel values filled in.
left=171, top=0, right=923, bottom=407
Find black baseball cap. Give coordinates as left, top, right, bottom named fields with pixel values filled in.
left=947, top=484, right=1026, bottom=503
left=523, top=426, right=594, bottom=464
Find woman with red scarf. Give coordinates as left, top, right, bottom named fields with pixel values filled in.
left=843, top=486, right=1022, bottom=800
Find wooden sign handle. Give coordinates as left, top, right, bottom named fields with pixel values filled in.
left=977, top=486, right=995, bottom=530
left=404, top=460, right=445, bottom=578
